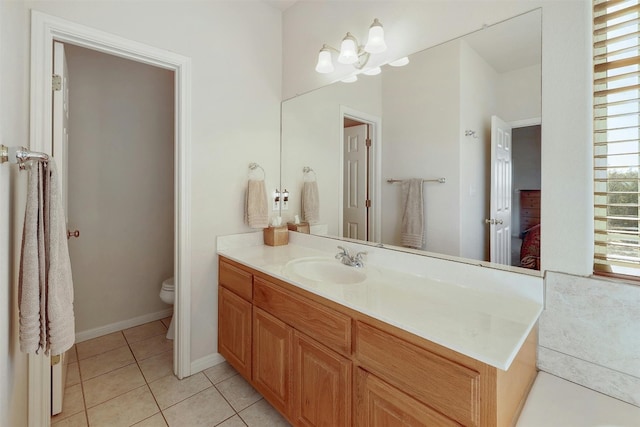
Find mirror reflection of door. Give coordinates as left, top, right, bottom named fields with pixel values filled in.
left=489, top=115, right=513, bottom=265
left=343, top=120, right=370, bottom=241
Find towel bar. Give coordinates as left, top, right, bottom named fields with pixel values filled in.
left=0, top=144, right=49, bottom=169
left=387, top=177, right=446, bottom=184
left=248, top=162, right=265, bottom=179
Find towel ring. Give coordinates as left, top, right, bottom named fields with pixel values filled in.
left=302, top=166, right=316, bottom=179
left=248, top=162, right=266, bottom=179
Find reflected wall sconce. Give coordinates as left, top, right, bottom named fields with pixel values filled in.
left=315, top=18, right=387, bottom=75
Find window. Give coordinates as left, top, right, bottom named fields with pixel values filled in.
left=594, top=0, right=640, bottom=276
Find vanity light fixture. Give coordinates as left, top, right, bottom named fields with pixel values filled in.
left=315, top=18, right=387, bottom=74
left=389, top=56, right=410, bottom=67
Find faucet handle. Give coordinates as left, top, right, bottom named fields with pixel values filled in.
left=337, top=246, right=350, bottom=256
left=355, top=251, right=367, bottom=261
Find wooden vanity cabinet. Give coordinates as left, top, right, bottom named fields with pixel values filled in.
left=217, top=256, right=537, bottom=427
left=218, top=260, right=253, bottom=379
left=253, top=307, right=292, bottom=415
left=293, top=331, right=352, bottom=426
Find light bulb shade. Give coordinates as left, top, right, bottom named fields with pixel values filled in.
left=364, top=19, right=387, bottom=54
left=338, top=33, right=358, bottom=65
left=315, top=48, right=334, bottom=73
left=389, top=56, right=409, bottom=67
left=363, top=67, right=381, bottom=76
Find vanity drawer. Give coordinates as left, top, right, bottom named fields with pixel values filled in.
left=219, top=259, right=253, bottom=301
left=355, top=321, right=480, bottom=426
left=253, top=277, right=351, bottom=356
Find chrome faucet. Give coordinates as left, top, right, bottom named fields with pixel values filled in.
left=336, top=246, right=367, bottom=268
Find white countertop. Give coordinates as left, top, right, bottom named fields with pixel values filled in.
left=217, top=232, right=543, bottom=371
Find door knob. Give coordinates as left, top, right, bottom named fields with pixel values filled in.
left=67, top=230, right=80, bottom=239
left=485, top=219, right=504, bottom=225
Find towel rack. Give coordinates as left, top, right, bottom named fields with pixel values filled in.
left=387, top=177, right=446, bottom=184
left=248, top=162, right=265, bottom=179
left=302, top=166, right=317, bottom=178
left=0, top=144, right=49, bottom=169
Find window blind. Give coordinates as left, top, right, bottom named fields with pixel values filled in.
left=594, top=0, right=640, bottom=274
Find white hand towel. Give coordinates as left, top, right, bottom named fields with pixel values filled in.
left=245, top=179, right=268, bottom=229
left=19, top=161, right=75, bottom=355
left=302, top=181, right=320, bottom=224
left=45, top=161, right=75, bottom=355
left=400, top=178, right=424, bottom=249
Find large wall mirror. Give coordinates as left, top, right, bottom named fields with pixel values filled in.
left=280, top=9, right=542, bottom=271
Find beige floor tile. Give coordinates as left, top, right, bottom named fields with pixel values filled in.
left=160, top=316, right=172, bottom=329
left=149, top=372, right=212, bottom=409
left=76, top=332, right=127, bottom=360
left=215, top=374, right=262, bottom=412
left=239, top=399, right=291, bottom=427
left=51, top=383, right=85, bottom=423
left=204, top=361, right=239, bottom=385
left=216, top=414, right=247, bottom=427
left=124, top=320, right=168, bottom=344
left=83, top=363, right=146, bottom=408
left=67, top=345, right=78, bottom=363
left=130, top=334, right=173, bottom=361
left=139, top=350, right=173, bottom=383
left=79, top=345, right=135, bottom=380
left=51, top=411, right=87, bottom=427
left=87, top=386, right=159, bottom=427
left=162, top=386, right=235, bottom=427
left=132, top=412, right=168, bottom=426
left=66, top=361, right=80, bottom=387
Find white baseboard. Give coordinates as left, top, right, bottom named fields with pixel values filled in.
left=191, top=353, right=226, bottom=375
left=75, top=308, right=173, bottom=343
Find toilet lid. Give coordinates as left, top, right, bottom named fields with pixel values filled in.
left=162, top=277, right=175, bottom=291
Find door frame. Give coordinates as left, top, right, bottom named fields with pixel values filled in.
left=29, top=10, right=192, bottom=426
left=339, top=106, right=382, bottom=242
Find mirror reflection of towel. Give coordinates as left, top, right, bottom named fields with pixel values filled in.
left=245, top=179, right=268, bottom=228
left=400, top=178, right=424, bottom=249
left=302, top=181, right=319, bottom=224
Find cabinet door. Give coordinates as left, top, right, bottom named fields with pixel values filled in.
left=253, top=307, right=292, bottom=416
left=218, top=287, right=252, bottom=379
left=355, top=368, right=460, bottom=427
left=293, top=331, right=351, bottom=427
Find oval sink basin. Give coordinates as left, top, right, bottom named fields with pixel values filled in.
left=283, top=257, right=367, bottom=285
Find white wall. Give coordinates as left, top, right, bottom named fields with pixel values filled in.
left=0, top=0, right=30, bottom=424
left=15, top=1, right=283, bottom=366
left=283, top=0, right=640, bottom=408
left=381, top=40, right=461, bottom=255
left=497, top=64, right=542, bottom=123
left=459, top=40, right=497, bottom=260
left=65, top=45, right=174, bottom=334
left=281, top=77, right=382, bottom=234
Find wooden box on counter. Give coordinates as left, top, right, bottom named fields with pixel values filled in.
left=287, top=221, right=310, bottom=234
left=263, top=226, right=289, bottom=246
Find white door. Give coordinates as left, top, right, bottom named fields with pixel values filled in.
left=489, top=116, right=512, bottom=265
left=51, top=41, right=70, bottom=416
left=343, top=124, right=368, bottom=240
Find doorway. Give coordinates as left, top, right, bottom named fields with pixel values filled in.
left=510, top=124, right=542, bottom=268
left=30, top=11, right=192, bottom=426
left=339, top=107, right=382, bottom=243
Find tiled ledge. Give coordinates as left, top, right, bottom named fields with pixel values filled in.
left=517, top=372, right=640, bottom=426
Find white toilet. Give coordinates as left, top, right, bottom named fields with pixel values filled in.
left=159, top=277, right=175, bottom=340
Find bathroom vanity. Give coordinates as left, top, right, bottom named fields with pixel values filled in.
left=217, top=233, right=542, bottom=427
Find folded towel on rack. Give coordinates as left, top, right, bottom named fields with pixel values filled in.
left=19, top=160, right=75, bottom=355
left=245, top=179, right=268, bottom=229
left=400, top=178, right=424, bottom=249
left=302, top=181, right=320, bottom=224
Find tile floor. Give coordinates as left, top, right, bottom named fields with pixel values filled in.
left=51, top=318, right=291, bottom=427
